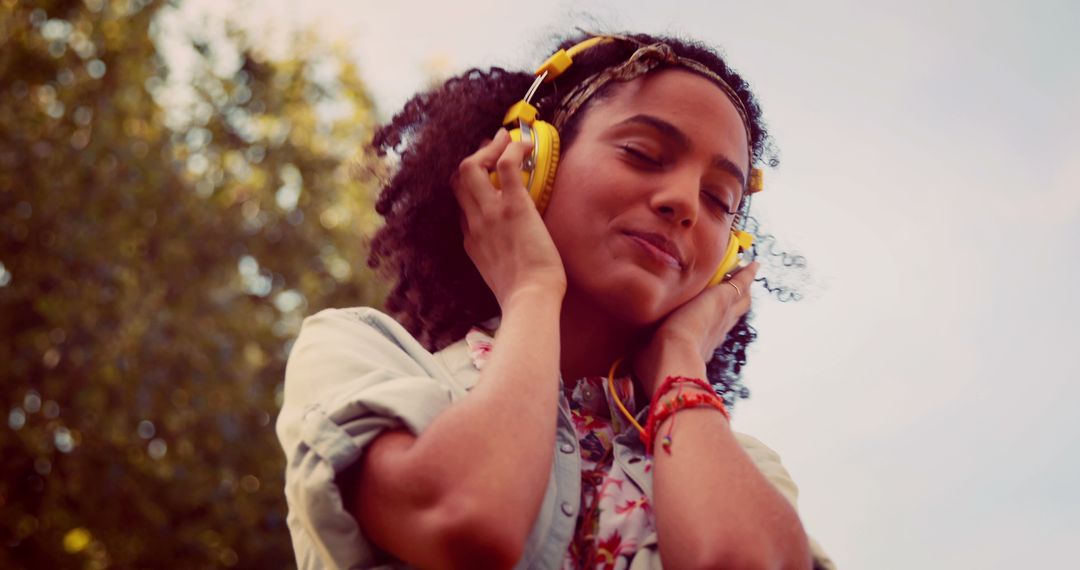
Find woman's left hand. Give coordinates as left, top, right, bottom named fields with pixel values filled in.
left=633, top=262, right=759, bottom=397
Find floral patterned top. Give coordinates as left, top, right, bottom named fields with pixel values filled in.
left=465, top=327, right=654, bottom=570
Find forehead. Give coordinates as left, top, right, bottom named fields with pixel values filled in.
left=575, top=68, right=750, bottom=165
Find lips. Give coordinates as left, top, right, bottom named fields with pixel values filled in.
left=624, top=230, right=685, bottom=270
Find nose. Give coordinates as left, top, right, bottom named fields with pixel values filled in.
left=650, top=171, right=700, bottom=228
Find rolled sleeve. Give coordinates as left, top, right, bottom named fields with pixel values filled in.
left=276, top=308, right=457, bottom=569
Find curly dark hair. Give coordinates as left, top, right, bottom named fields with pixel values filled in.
left=367, top=32, right=778, bottom=408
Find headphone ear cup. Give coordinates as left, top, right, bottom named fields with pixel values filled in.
left=487, top=122, right=560, bottom=215
left=527, top=120, right=560, bottom=214
left=708, top=231, right=744, bottom=287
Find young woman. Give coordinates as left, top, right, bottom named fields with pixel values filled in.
left=276, top=32, right=835, bottom=569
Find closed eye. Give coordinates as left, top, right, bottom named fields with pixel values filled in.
left=620, top=144, right=663, bottom=168
left=701, top=188, right=738, bottom=216
left=620, top=143, right=739, bottom=217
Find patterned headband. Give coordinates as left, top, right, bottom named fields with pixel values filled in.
left=550, top=39, right=757, bottom=179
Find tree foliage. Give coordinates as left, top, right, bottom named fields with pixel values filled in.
left=0, top=0, right=384, bottom=567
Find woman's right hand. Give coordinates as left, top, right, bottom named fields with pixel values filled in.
left=452, top=128, right=567, bottom=308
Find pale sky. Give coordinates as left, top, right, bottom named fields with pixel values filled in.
left=163, top=1, right=1080, bottom=567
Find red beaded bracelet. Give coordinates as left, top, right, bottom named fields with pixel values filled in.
left=644, top=376, right=729, bottom=455
left=651, top=375, right=714, bottom=403
left=606, top=363, right=731, bottom=455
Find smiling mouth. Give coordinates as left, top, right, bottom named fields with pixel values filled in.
left=624, top=232, right=684, bottom=270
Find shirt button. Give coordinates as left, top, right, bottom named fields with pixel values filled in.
left=560, top=442, right=575, bottom=454
left=561, top=502, right=575, bottom=517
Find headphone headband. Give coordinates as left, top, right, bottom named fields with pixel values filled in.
left=495, top=34, right=761, bottom=283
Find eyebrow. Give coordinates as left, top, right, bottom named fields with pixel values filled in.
left=616, top=114, right=747, bottom=189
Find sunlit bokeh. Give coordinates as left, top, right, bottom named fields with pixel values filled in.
left=1, top=1, right=384, bottom=566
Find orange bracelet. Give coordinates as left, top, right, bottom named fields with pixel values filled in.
left=607, top=364, right=730, bottom=455
left=645, top=377, right=729, bottom=454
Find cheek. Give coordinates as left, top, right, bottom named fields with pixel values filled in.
left=543, top=158, right=615, bottom=231
left=549, top=152, right=598, bottom=201
left=694, top=226, right=734, bottom=275
left=541, top=189, right=589, bottom=259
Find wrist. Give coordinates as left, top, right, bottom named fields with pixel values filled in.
left=654, top=383, right=714, bottom=406
left=501, top=281, right=565, bottom=313
left=637, top=341, right=707, bottom=398
left=654, top=327, right=714, bottom=362
left=644, top=377, right=729, bottom=454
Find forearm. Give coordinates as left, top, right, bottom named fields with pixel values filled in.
left=383, top=286, right=563, bottom=540
left=650, top=344, right=812, bottom=569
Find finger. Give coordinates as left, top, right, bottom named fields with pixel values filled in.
left=733, top=261, right=760, bottom=291
left=707, top=261, right=757, bottom=311
left=457, top=129, right=510, bottom=187
left=730, top=263, right=758, bottom=313
left=494, top=139, right=536, bottom=193
left=454, top=129, right=510, bottom=211
left=732, top=285, right=753, bottom=316
left=458, top=209, right=478, bottom=260
left=457, top=130, right=513, bottom=206
left=470, top=128, right=510, bottom=168
left=721, top=261, right=758, bottom=298
left=451, top=169, right=481, bottom=218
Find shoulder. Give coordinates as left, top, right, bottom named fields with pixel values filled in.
left=289, top=307, right=480, bottom=390
left=278, top=307, right=461, bottom=442
left=293, top=307, right=420, bottom=353
left=280, top=308, right=485, bottom=431
left=286, top=307, right=439, bottom=379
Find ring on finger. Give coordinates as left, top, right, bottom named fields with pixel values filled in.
left=727, top=281, right=741, bottom=296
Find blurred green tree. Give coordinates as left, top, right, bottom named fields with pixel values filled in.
left=0, top=0, right=384, bottom=567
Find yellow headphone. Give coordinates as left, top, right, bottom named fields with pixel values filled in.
left=492, top=36, right=761, bottom=286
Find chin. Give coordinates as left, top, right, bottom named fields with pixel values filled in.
left=566, top=261, right=689, bottom=327
left=595, top=284, right=677, bottom=328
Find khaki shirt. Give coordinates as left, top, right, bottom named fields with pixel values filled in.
left=276, top=307, right=835, bottom=569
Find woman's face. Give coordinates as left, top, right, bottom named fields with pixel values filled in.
left=543, top=68, right=750, bottom=326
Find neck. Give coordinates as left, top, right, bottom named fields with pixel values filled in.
left=557, top=289, right=649, bottom=382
